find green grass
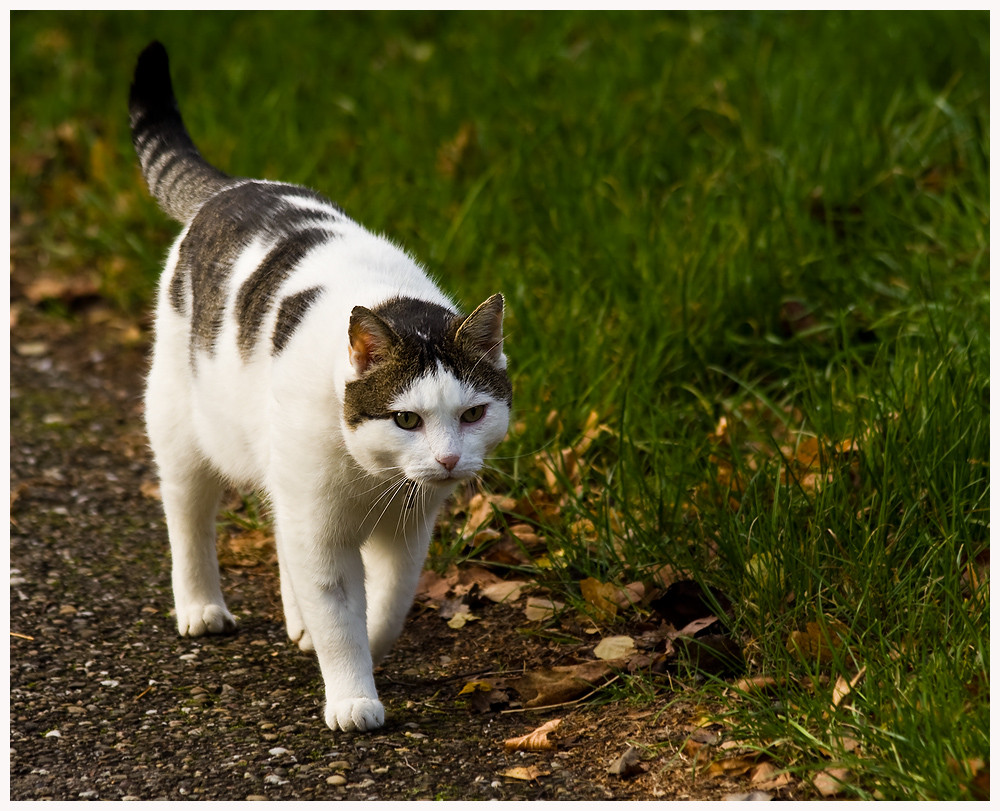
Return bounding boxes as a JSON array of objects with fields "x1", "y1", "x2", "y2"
[{"x1": 11, "y1": 10, "x2": 989, "y2": 800}]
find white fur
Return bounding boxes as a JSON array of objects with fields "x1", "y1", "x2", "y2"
[{"x1": 145, "y1": 187, "x2": 509, "y2": 731}]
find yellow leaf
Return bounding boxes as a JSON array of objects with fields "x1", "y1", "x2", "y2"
[
  {"x1": 458, "y1": 680, "x2": 494, "y2": 696},
  {"x1": 593, "y1": 635, "x2": 636, "y2": 661},
  {"x1": 447, "y1": 610, "x2": 478, "y2": 629},
  {"x1": 580, "y1": 577, "x2": 619, "y2": 618}
]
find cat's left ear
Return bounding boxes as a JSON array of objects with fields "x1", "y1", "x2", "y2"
[{"x1": 456, "y1": 293, "x2": 506, "y2": 370}]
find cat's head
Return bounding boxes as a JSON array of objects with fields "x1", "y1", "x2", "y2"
[{"x1": 342, "y1": 294, "x2": 511, "y2": 486}]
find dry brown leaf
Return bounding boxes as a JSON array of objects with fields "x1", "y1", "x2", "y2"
[
  {"x1": 524, "y1": 596, "x2": 563, "y2": 622},
  {"x1": 415, "y1": 568, "x2": 456, "y2": 603},
  {"x1": 829, "y1": 665, "x2": 866, "y2": 712},
  {"x1": 786, "y1": 619, "x2": 851, "y2": 664},
  {"x1": 731, "y1": 675, "x2": 781, "y2": 694},
  {"x1": 503, "y1": 718, "x2": 562, "y2": 752},
  {"x1": 510, "y1": 660, "x2": 614, "y2": 707},
  {"x1": 465, "y1": 493, "x2": 517, "y2": 531},
  {"x1": 812, "y1": 767, "x2": 852, "y2": 797},
  {"x1": 499, "y1": 765, "x2": 550, "y2": 781},
  {"x1": 707, "y1": 754, "x2": 761, "y2": 778},
  {"x1": 218, "y1": 529, "x2": 275, "y2": 568},
  {"x1": 751, "y1": 761, "x2": 794, "y2": 790},
  {"x1": 24, "y1": 274, "x2": 100, "y2": 305},
  {"x1": 480, "y1": 580, "x2": 531, "y2": 604}
]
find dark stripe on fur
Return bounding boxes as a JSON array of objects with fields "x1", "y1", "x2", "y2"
[
  {"x1": 272, "y1": 287, "x2": 325, "y2": 355},
  {"x1": 175, "y1": 181, "x2": 340, "y2": 359},
  {"x1": 236, "y1": 229, "x2": 332, "y2": 360},
  {"x1": 343, "y1": 297, "x2": 512, "y2": 429}
]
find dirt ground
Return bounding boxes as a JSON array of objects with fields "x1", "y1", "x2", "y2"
[{"x1": 9, "y1": 293, "x2": 790, "y2": 802}]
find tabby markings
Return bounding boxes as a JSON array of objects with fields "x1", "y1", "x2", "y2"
[{"x1": 170, "y1": 181, "x2": 342, "y2": 362}]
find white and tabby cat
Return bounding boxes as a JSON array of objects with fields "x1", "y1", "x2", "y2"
[{"x1": 129, "y1": 41, "x2": 511, "y2": 732}]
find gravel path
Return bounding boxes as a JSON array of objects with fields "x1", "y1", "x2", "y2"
[{"x1": 9, "y1": 310, "x2": 758, "y2": 801}]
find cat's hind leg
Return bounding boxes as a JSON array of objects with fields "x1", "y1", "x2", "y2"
[
  {"x1": 157, "y1": 460, "x2": 236, "y2": 636},
  {"x1": 276, "y1": 538, "x2": 313, "y2": 651}
]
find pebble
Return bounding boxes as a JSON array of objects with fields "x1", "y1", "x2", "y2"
[
  {"x1": 326, "y1": 775, "x2": 347, "y2": 786},
  {"x1": 328, "y1": 760, "x2": 350, "y2": 771},
  {"x1": 246, "y1": 795, "x2": 268, "y2": 801}
]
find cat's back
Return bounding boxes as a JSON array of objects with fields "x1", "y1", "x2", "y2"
[{"x1": 163, "y1": 177, "x2": 452, "y2": 369}]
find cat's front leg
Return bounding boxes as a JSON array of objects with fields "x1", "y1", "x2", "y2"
[
  {"x1": 274, "y1": 511, "x2": 384, "y2": 732},
  {"x1": 364, "y1": 512, "x2": 436, "y2": 666}
]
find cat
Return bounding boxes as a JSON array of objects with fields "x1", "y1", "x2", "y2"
[{"x1": 129, "y1": 41, "x2": 512, "y2": 732}]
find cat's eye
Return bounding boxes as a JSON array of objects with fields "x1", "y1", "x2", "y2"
[
  {"x1": 460, "y1": 405, "x2": 486, "y2": 424},
  {"x1": 393, "y1": 411, "x2": 422, "y2": 430}
]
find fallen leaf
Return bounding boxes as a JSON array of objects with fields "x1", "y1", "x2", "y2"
[
  {"x1": 593, "y1": 635, "x2": 636, "y2": 661},
  {"x1": 829, "y1": 665, "x2": 866, "y2": 713},
  {"x1": 23, "y1": 273, "x2": 100, "y2": 305},
  {"x1": 786, "y1": 619, "x2": 851, "y2": 664},
  {"x1": 707, "y1": 754, "x2": 761, "y2": 778},
  {"x1": 524, "y1": 596, "x2": 563, "y2": 622},
  {"x1": 503, "y1": 718, "x2": 562, "y2": 752},
  {"x1": 499, "y1": 765, "x2": 549, "y2": 781},
  {"x1": 480, "y1": 580, "x2": 530, "y2": 604},
  {"x1": 750, "y1": 761, "x2": 793, "y2": 790},
  {"x1": 509, "y1": 661, "x2": 614, "y2": 707},
  {"x1": 218, "y1": 529, "x2": 275, "y2": 568},
  {"x1": 447, "y1": 610, "x2": 479, "y2": 629},
  {"x1": 811, "y1": 767, "x2": 852, "y2": 797},
  {"x1": 580, "y1": 577, "x2": 620, "y2": 618},
  {"x1": 731, "y1": 675, "x2": 781, "y2": 694},
  {"x1": 458, "y1": 680, "x2": 494, "y2": 696}
]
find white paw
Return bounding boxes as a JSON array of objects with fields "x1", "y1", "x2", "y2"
[
  {"x1": 176, "y1": 603, "x2": 236, "y2": 636},
  {"x1": 325, "y1": 697, "x2": 385, "y2": 732},
  {"x1": 286, "y1": 621, "x2": 314, "y2": 652}
]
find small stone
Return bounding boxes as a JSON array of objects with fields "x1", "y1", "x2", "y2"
[
  {"x1": 326, "y1": 775, "x2": 347, "y2": 786},
  {"x1": 608, "y1": 746, "x2": 645, "y2": 778},
  {"x1": 44, "y1": 730, "x2": 61, "y2": 738},
  {"x1": 268, "y1": 747, "x2": 291, "y2": 757},
  {"x1": 246, "y1": 795, "x2": 268, "y2": 801},
  {"x1": 723, "y1": 791, "x2": 773, "y2": 801},
  {"x1": 328, "y1": 760, "x2": 350, "y2": 771}
]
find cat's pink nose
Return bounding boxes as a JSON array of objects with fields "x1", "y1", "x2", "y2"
[{"x1": 437, "y1": 454, "x2": 460, "y2": 472}]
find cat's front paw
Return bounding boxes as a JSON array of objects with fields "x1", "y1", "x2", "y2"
[
  {"x1": 286, "y1": 622, "x2": 314, "y2": 652},
  {"x1": 325, "y1": 697, "x2": 385, "y2": 732},
  {"x1": 175, "y1": 603, "x2": 236, "y2": 636}
]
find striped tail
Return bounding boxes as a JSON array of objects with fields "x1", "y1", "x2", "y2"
[{"x1": 129, "y1": 41, "x2": 231, "y2": 223}]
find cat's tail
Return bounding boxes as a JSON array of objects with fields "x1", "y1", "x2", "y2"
[{"x1": 129, "y1": 41, "x2": 231, "y2": 223}]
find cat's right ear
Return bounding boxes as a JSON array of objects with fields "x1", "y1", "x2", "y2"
[{"x1": 348, "y1": 307, "x2": 395, "y2": 375}]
